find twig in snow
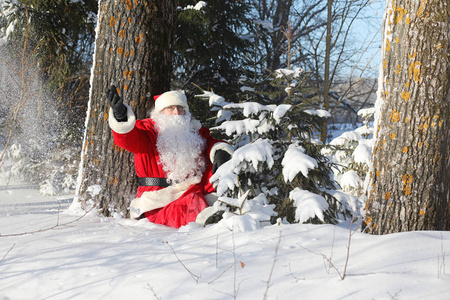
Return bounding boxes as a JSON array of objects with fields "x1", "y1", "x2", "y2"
[
  {"x1": 298, "y1": 217, "x2": 357, "y2": 280},
  {"x1": 146, "y1": 283, "x2": 161, "y2": 300},
  {"x1": 164, "y1": 241, "x2": 200, "y2": 284},
  {"x1": 232, "y1": 228, "x2": 237, "y2": 299},
  {"x1": 0, "y1": 243, "x2": 16, "y2": 264},
  {"x1": 288, "y1": 262, "x2": 305, "y2": 282},
  {"x1": 216, "y1": 234, "x2": 219, "y2": 269},
  {"x1": 263, "y1": 231, "x2": 282, "y2": 300},
  {"x1": 438, "y1": 232, "x2": 446, "y2": 279},
  {"x1": 0, "y1": 202, "x2": 97, "y2": 237}
]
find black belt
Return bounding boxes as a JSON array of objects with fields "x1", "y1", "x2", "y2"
[{"x1": 138, "y1": 177, "x2": 172, "y2": 187}]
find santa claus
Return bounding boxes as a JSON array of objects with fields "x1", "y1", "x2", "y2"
[{"x1": 107, "y1": 85, "x2": 232, "y2": 228}]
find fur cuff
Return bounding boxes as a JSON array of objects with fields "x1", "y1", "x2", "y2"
[
  {"x1": 108, "y1": 104, "x2": 136, "y2": 134},
  {"x1": 210, "y1": 142, "x2": 234, "y2": 162}
]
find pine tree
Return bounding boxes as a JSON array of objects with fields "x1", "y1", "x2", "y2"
[
  {"x1": 324, "y1": 108, "x2": 374, "y2": 198},
  {"x1": 206, "y1": 65, "x2": 356, "y2": 225}
]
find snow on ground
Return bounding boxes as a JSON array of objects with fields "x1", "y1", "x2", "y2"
[{"x1": 1, "y1": 181, "x2": 449, "y2": 300}]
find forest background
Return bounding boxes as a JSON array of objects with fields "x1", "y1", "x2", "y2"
[{"x1": 0, "y1": 0, "x2": 410, "y2": 229}]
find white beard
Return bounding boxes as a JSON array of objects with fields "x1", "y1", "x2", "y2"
[{"x1": 151, "y1": 111, "x2": 206, "y2": 182}]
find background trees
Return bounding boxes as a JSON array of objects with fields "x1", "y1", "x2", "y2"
[
  {"x1": 363, "y1": 0, "x2": 450, "y2": 233},
  {"x1": 0, "y1": 0, "x2": 388, "y2": 224},
  {"x1": 0, "y1": 0, "x2": 96, "y2": 192}
]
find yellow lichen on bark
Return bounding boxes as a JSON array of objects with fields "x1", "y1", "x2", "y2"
[
  {"x1": 417, "y1": 0, "x2": 429, "y2": 18},
  {"x1": 110, "y1": 17, "x2": 116, "y2": 27},
  {"x1": 409, "y1": 61, "x2": 422, "y2": 82},
  {"x1": 135, "y1": 33, "x2": 144, "y2": 43},
  {"x1": 403, "y1": 185, "x2": 412, "y2": 195},
  {"x1": 110, "y1": 177, "x2": 119, "y2": 188},
  {"x1": 390, "y1": 110, "x2": 400, "y2": 122},
  {"x1": 401, "y1": 91, "x2": 410, "y2": 101},
  {"x1": 402, "y1": 174, "x2": 413, "y2": 185},
  {"x1": 123, "y1": 70, "x2": 134, "y2": 80},
  {"x1": 391, "y1": 5, "x2": 408, "y2": 24},
  {"x1": 125, "y1": 0, "x2": 134, "y2": 10}
]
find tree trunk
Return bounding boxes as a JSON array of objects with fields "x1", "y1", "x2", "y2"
[
  {"x1": 364, "y1": 0, "x2": 450, "y2": 234},
  {"x1": 320, "y1": 0, "x2": 333, "y2": 143},
  {"x1": 75, "y1": 0, "x2": 175, "y2": 217}
]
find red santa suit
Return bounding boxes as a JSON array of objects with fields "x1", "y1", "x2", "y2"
[{"x1": 108, "y1": 91, "x2": 231, "y2": 228}]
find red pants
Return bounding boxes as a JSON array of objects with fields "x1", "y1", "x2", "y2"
[{"x1": 144, "y1": 184, "x2": 208, "y2": 228}]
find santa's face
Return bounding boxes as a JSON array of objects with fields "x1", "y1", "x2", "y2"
[{"x1": 151, "y1": 110, "x2": 206, "y2": 182}]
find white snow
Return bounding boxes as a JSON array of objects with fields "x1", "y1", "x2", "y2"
[
  {"x1": 353, "y1": 139, "x2": 373, "y2": 166},
  {"x1": 304, "y1": 109, "x2": 332, "y2": 118},
  {"x1": 337, "y1": 170, "x2": 362, "y2": 191},
  {"x1": 275, "y1": 67, "x2": 304, "y2": 78},
  {"x1": 183, "y1": 1, "x2": 207, "y2": 11},
  {"x1": 273, "y1": 104, "x2": 291, "y2": 124},
  {"x1": 1, "y1": 180, "x2": 450, "y2": 299},
  {"x1": 289, "y1": 188, "x2": 328, "y2": 223},
  {"x1": 282, "y1": 144, "x2": 318, "y2": 182}
]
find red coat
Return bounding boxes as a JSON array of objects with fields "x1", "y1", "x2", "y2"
[{"x1": 109, "y1": 105, "x2": 230, "y2": 227}]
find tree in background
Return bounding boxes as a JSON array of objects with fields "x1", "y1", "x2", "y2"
[
  {"x1": 0, "y1": 0, "x2": 96, "y2": 193},
  {"x1": 364, "y1": 0, "x2": 450, "y2": 233},
  {"x1": 242, "y1": 0, "x2": 379, "y2": 134},
  {"x1": 304, "y1": 0, "x2": 377, "y2": 143},
  {"x1": 173, "y1": 0, "x2": 251, "y2": 125},
  {"x1": 75, "y1": 0, "x2": 175, "y2": 217},
  {"x1": 1, "y1": 0, "x2": 97, "y2": 123}
]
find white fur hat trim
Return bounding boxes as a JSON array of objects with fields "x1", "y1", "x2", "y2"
[{"x1": 154, "y1": 91, "x2": 189, "y2": 113}]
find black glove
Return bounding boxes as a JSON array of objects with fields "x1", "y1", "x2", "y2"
[
  {"x1": 107, "y1": 85, "x2": 127, "y2": 121},
  {"x1": 212, "y1": 149, "x2": 232, "y2": 174}
]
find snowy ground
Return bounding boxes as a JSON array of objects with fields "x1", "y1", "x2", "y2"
[{"x1": 1, "y1": 180, "x2": 449, "y2": 300}]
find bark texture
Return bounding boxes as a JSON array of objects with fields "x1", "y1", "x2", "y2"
[
  {"x1": 364, "y1": 0, "x2": 450, "y2": 234},
  {"x1": 76, "y1": 0, "x2": 174, "y2": 217}
]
